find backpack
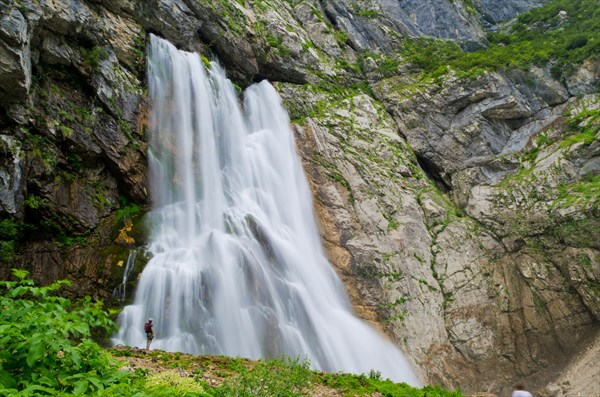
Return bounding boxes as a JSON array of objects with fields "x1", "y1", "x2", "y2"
[{"x1": 144, "y1": 322, "x2": 151, "y2": 333}]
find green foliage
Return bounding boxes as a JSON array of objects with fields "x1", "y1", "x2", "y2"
[
  {"x1": 318, "y1": 372, "x2": 464, "y2": 397},
  {"x1": 561, "y1": 106, "x2": 600, "y2": 148},
  {"x1": 461, "y1": 0, "x2": 477, "y2": 15},
  {"x1": 213, "y1": 355, "x2": 311, "y2": 397},
  {"x1": 264, "y1": 32, "x2": 292, "y2": 57},
  {"x1": 132, "y1": 29, "x2": 148, "y2": 73},
  {"x1": 0, "y1": 270, "x2": 146, "y2": 396},
  {"x1": 58, "y1": 125, "x2": 74, "y2": 138},
  {"x1": 0, "y1": 240, "x2": 15, "y2": 262},
  {"x1": 0, "y1": 218, "x2": 19, "y2": 240},
  {"x1": 359, "y1": 53, "x2": 402, "y2": 78},
  {"x1": 399, "y1": 0, "x2": 599, "y2": 80},
  {"x1": 146, "y1": 370, "x2": 210, "y2": 396},
  {"x1": 116, "y1": 195, "x2": 141, "y2": 221},
  {"x1": 550, "y1": 216, "x2": 600, "y2": 249},
  {"x1": 351, "y1": 3, "x2": 382, "y2": 18},
  {"x1": 555, "y1": 174, "x2": 600, "y2": 209},
  {"x1": 536, "y1": 132, "x2": 549, "y2": 147},
  {"x1": 81, "y1": 46, "x2": 109, "y2": 73},
  {"x1": 25, "y1": 131, "x2": 58, "y2": 172},
  {"x1": 66, "y1": 150, "x2": 84, "y2": 171},
  {"x1": 24, "y1": 194, "x2": 48, "y2": 210},
  {"x1": 383, "y1": 212, "x2": 399, "y2": 231},
  {"x1": 578, "y1": 253, "x2": 592, "y2": 267},
  {"x1": 355, "y1": 9, "x2": 381, "y2": 18},
  {"x1": 0, "y1": 273, "x2": 467, "y2": 397},
  {"x1": 350, "y1": 81, "x2": 374, "y2": 97},
  {"x1": 335, "y1": 30, "x2": 349, "y2": 47},
  {"x1": 566, "y1": 34, "x2": 589, "y2": 51},
  {"x1": 201, "y1": 55, "x2": 211, "y2": 70},
  {"x1": 55, "y1": 234, "x2": 89, "y2": 247},
  {"x1": 336, "y1": 58, "x2": 361, "y2": 74},
  {"x1": 379, "y1": 296, "x2": 409, "y2": 323}
]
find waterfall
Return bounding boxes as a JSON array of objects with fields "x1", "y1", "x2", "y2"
[
  {"x1": 114, "y1": 34, "x2": 420, "y2": 385},
  {"x1": 112, "y1": 249, "x2": 138, "y2": 302}
]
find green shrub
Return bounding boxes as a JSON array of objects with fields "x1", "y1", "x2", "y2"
[
  {"x1": 0, "y1": 219, "x2": 19, "y2": 240},
  {"x1": 116, "y1": 195, "x2": 141, "y2": 221},
  {"x1": 0, "y1": 269, "x2": 146, "y2": 396},
  {"x1": 213, "y1": 355, "x2": 311, "y2": 397},
  {"x1": 24, "y1": 194, "x2": 48, "y2": 210},
  {"x1": 566, "y1": 35, "x2": 589, "y2": 50},
  {"x1": 0, "y1": 219, "x2": 19, "y2": 261},
  {"x1": 0, "y1": 240, "x2": 15, "y2": 262},
  {"x1": 145, "y1": 370, "x2": 211, "y2": 396},
  {"x1": 318, "y1": 372, "x2": 464, "y2": 397},
  {"x1": 81, "y1": 46, "x2": 109, "y2": 72}
]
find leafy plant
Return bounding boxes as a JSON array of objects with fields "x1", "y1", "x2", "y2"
[
  {"x1": 0, "y1": 218, "x2": 19, "y2": 240},
  {"x1": 0, "y1": 269, "x2": 146, "y2": 396},
  {"x1": 0, "y1": 240, "x2": 15, "y2": 262},
  {"x1": 24, "y1": 194, "x2": 48, "y2": 210},
  {"x1": 81, "y1": 46, "x2": 109, "y2": 73},
  {"x1": 145, "y1": 370, "x2": 210, "y2": 396},
  {"x1": 212, "y1": 355, "x2": 311, "y2": 397},
  {"x1": 116, "y1": 195, "x2": 141, "y2": 221},
  {"x1": 318, "y1": 371, "x2": 464, "y2": 397}
]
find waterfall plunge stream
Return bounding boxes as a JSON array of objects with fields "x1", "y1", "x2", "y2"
[{"x1": 115, "y1": 35, "x2": 419, "y2": 384}]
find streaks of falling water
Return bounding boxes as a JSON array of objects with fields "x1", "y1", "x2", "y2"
[
  {"x1": 114, "y1": 34, "x2": 420, "y2": 385},
  {"x1": 112, "y1": 249, "x2": 138, "y2": 302}
]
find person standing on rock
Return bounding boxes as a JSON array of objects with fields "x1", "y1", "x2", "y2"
[
  {"x1": 145, "y1": 318, "x2": 155, "y2": 350},
  {"x1": 512, "y1": 383, "x2": 533, "y2": 397}
]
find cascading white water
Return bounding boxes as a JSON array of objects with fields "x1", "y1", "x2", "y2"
[
  {"x1": 114, "y1": 34, "x2": 420, "y2": 385},
  {"x1": 112, "y1": 250, "x2": 138, "y2": 302}
]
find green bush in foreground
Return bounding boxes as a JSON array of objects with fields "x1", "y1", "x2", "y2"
[{"x1": 0, "y1": 269, "x2": 147, "y2": 396}]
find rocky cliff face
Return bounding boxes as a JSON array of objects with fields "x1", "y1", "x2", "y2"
[{"x1": 0, "y1": 0, "x2": 597, "y2": 395}]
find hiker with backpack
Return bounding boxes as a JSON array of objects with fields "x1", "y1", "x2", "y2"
[{"x1": 145, "y1": 318, "x2": 154, "y2": 350}]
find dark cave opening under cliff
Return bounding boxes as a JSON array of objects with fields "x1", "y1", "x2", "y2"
[{"x1": 415, "y1": 154, "x2": 451, "y2": 193}]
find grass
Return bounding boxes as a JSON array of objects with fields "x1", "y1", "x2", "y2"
[
  {"x1": 555, "y1": 175, "x2": 600, "y2": 209},
  {"x1": 561, "y1": 106, "x2": 600, "y2": 148},
  {"x1": 109, "y1": 348, "x2": 464, "y2": 397},
  {"x1": 317, "y1": 371, "x2": 463, "y2": 397}
]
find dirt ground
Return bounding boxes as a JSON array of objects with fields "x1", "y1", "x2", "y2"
[{"x1": 540, "y1": 330, "x2": 600, "y2": 397}]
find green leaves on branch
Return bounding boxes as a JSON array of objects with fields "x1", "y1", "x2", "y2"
[{"x1": 0, "y1": 269, "x2": 138, "y2": 396}]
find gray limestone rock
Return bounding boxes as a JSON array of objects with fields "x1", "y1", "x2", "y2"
[
  {"x1": 0, "y1": 135, "x2": 23, "y2": 216},
  {"x1": 322, "y1": 0, "x2": 486, "y2": 52},
  {"x1": 476, "y1": 0, "x2": 546, "y2": 25},
  {"x1": 0, "y1": 8, "x2": 31, "y2": 104},
  {"x1": 566, "y1": 59, "x2": 600, "y2": 96}
]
